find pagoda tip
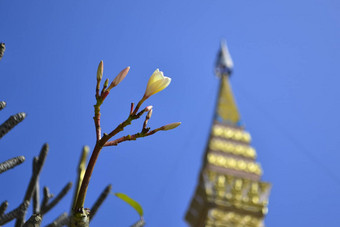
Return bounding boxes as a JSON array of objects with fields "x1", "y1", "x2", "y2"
[{"x1": 215, "y1": 39, "x2": 234, "y2": 77}]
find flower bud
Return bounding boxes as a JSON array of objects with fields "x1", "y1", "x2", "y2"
[
  {"x1": 146, "y1": 109, "x2": 153, "y2": 119},
  {"x1": 107, "y1": 66, "x2": 130, "y2": 91},
  {"x1": 161, "y1": 122, "x2": 181, "y2": 131},
  {"x1": 143, "y1": 69, "x2": 171, "y2": 99},
  {"x1": 145, "y1": 105, "x2": 153, "y2": 112},
  {"x1": 104, "y1": 78, "x2": 109, "y2": 88},
  {"x1": 97, "y1": 61, "x2": 103, "y2": 81}
]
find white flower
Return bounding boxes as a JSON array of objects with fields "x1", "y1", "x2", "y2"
[{"x1": 143, "y1": 69, "x2": 171, "y2": 99}]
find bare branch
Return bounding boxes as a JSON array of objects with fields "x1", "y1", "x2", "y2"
[
  {"x1": 70, "y1": 208, "x2": 90, "y2": 227},
  {"x1": 0, "y1": 43, "x2": 5, "y2": 60},
  {"x1": 131, "y1": 218, "x2": 145, "y2": 227},
  {"x1": 41, "y1": 186, "x2": 53, "y2": 211},
  {"x1": 23, "y1": 214, "x2": 42, "y2": 227},
  {"x1": 15, "y1": 144, "x2": 48, "y2": 227},
  {"x1": 0, "y1": 156, "x2": 25, "y2": 174},
  {"x1": 0, "y1": 201, "x2": 8, "y2": 216},
  {"x1": 24, "y1": 144, "x2": 48, "y2": 202},
  {"x1": 89, "y1": 184, "x2": 112, "y2": 221},
  {"x1": 32, "y1": 158, "x2": 40, "y2": 214},
  {"x1": 0, "y1": 101, "x2": 6, "y2": 111},
  {"x1": 46, "y1": 212, "x2": 69, "y2": 227},
  {"x1": 41, "y1": 182, "x2": 72, "y2": 215},
  {"x1": 72, "y1": 146, "x2": 89, "y2": 211},
  {"x1": 0, "y1": 112, "x2": 26, "y2": 139},
  {"x1": 0, "y1": 201, "x2": 29, "y2": 225}
]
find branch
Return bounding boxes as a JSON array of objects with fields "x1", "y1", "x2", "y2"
[
  {"x1": 131, "y1": 218, "x2": 145, "y2": 227},
  {"x1": 32, "y1": 158, "x2": 40, "y2": 214},
  {"x1": 0, "y1": 101, "x2": 6, "y2": 111},
  {"x1": 70, "y1": 208, "x2": 90, "y2": 227},
  {"x1": 0, "y1": 156, "x2": 25, "y2": 174},
  {"x1": 0, "y1": 112, "x2": 26, "y2": 139},
  {"x1": 89, "y1": 184, "x2": 112, "y2": 221},
  {"x1": 0, "y1": 201, "x2": 29, "y2": 225},
  {"x1": 93, "y1": 109, "x2": 102, "y2": 141},
  {"x1": 72, "y1": 146, "x2": 89, "y2": 211},
  {"x1": 106, "y1": 105, "x2": 152, "y2": 140},
  {"x1": 104, "y1": 121, "x2": 181, "y2": 147},
  {"x1": 75, "y1": 106, "x2": 151, "y2": 209},
  {"x1": 104, "y1": 128, "x2": 159, "y2": 147},
  {"x1": 0, "y1": 201, "x2": 8, "y2": 216},
  {"x1": 41, "y1": 186, "x2": 53, "y2": 212},
  {"x1": 46, "y1": 212, "x2": 69, "y2": 227},
  {"x1": 23, "y1": 214, "x2": 42, "y2": 227},
  {"x1": 15, "y1": 144, "x2": 48, "y2": 227},
  {"x1": 41, "y1": 182, "x2": 73, "y2": 215},
  {"x1": 0, "y1": 43, "x2": 5, "y2": 61}
]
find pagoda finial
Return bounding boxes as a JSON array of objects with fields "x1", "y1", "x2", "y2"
[
  {"x1": 215, "y1": 40, "x2": 234, "y2": 77},
  {"x1": 214, "y1": 40, "x2": 240, "y2": 125}
]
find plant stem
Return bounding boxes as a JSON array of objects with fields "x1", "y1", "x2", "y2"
[
  {"x1": 74, "y1": 142, "x2": 103, "y2": 209},
  {"x1": 93, "y1": 101, "x2": 102, "y2": 141},
  {"x1": 104, "y1": 128, "x2": 159, "y2": 147},
  {"x1": 75, "y1": 113, "x2": 139, "y2": 209},
  {"x1": 75, "y1": 96, "x2": 148, "y2": 210}
]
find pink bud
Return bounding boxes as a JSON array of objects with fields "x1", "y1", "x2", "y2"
[
  {"x1": 145, "y1": 106, "x2": 153, "y2": 112},
  {"x1": 108, "y1": 66, "x2": 130, "y2": 91}
]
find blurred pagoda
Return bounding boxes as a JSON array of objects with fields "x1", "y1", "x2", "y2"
[{"x1": 185, "y1": 41, "x2": 271, "y2": 227}]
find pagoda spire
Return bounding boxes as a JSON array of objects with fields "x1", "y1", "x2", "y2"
[
  {"x1": 185, "y1": 41, "x2": 271, "y2": 227},
  {"x1": 214, "y1": 40, "x2": 241, "y2": 126},
  {"x1": 215, "y1": 40, "x2": 234, "y2": 76}
]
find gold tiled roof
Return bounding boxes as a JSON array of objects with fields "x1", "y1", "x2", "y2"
[{"x1": 207, "y1": 153, "x2": 262, "y2": 175}]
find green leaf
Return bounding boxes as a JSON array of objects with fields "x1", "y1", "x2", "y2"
[{"x1": 114, "y1": 193, "x2": 144, "y2": 217}]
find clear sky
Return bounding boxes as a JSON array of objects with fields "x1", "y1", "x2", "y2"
[{"x1": 1, "y1": 0, "x2": 340, "y2": 226}]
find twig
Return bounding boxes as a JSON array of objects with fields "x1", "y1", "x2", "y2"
[
  {"x1": 104, "y1": 127, "x2": 161, "y2": 147},
  {"x1": 15, "y1": 144, "x2": 48, "y2": 227},
  {"x1": 24, "y1": 144, "x2": 48, "y2": 201},
  {"x1": 0, "y1": 156, "x2": 25, "y2": 174},
  {"x1": 75, "y1": 99, "x2": 150, "y2": 209},
  {"x1": 130, "y1": 103, "x2": 134, "y2": 115},
  {"x1": 93, "y1": 110, "x2": 102, "y2": 141},
  {"x1": 41, "y1": 182, "x2": 72, "y2": 215},
  {"x1": 0, "y1": 43, "x2": 5, "y2": 60},
  {"x1": 33, "y1": 158, "x2": 40, "y2": 214},
  {"x1": 0, "y1": 101, "x2": 6, "y2": 111},
  {"x1": 72, "y1": 146, "x2": 89, "y2": 211},
  {"x1": 0, "y1": 201, "x2": 29, "y2": 225},
  {"x1": 46, "y1": 212, "x2": 69, "y2": 227},
  {"x1": 89, "y1": 184, "x2": 112, "y2": 221},
  {"x1": 23, "y1": 214, "x2": 42, "y2": 227},
  {"x1": 0, "y1": 112, "x2": 26, "y2": 139},
  {"x1": 131, "y1": 218, "x2": 145, "y2": 227},
  {"x1": 41, "y1": 186, "x2": 53, "y2": 212},
  {"x1": 0, "y1": 201, "x2": 8, "y2": 216}
]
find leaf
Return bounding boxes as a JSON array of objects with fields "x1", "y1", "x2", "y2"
[{"x1": 114, "y1": 193, "x2": 144, "y2": 217}]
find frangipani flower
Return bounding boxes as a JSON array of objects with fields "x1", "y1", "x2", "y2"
[{"x1": 143, "y1": 69, "x2": 171, "y2": 99}]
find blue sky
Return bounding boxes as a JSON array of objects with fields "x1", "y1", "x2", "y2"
[{"x1": 1, "y1": 0, "x2": 340, "y2": 226}]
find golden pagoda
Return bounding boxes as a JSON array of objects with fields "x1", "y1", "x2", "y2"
[{"x1": 185, "y1": 41, "x2": 271, "y2": 227}]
